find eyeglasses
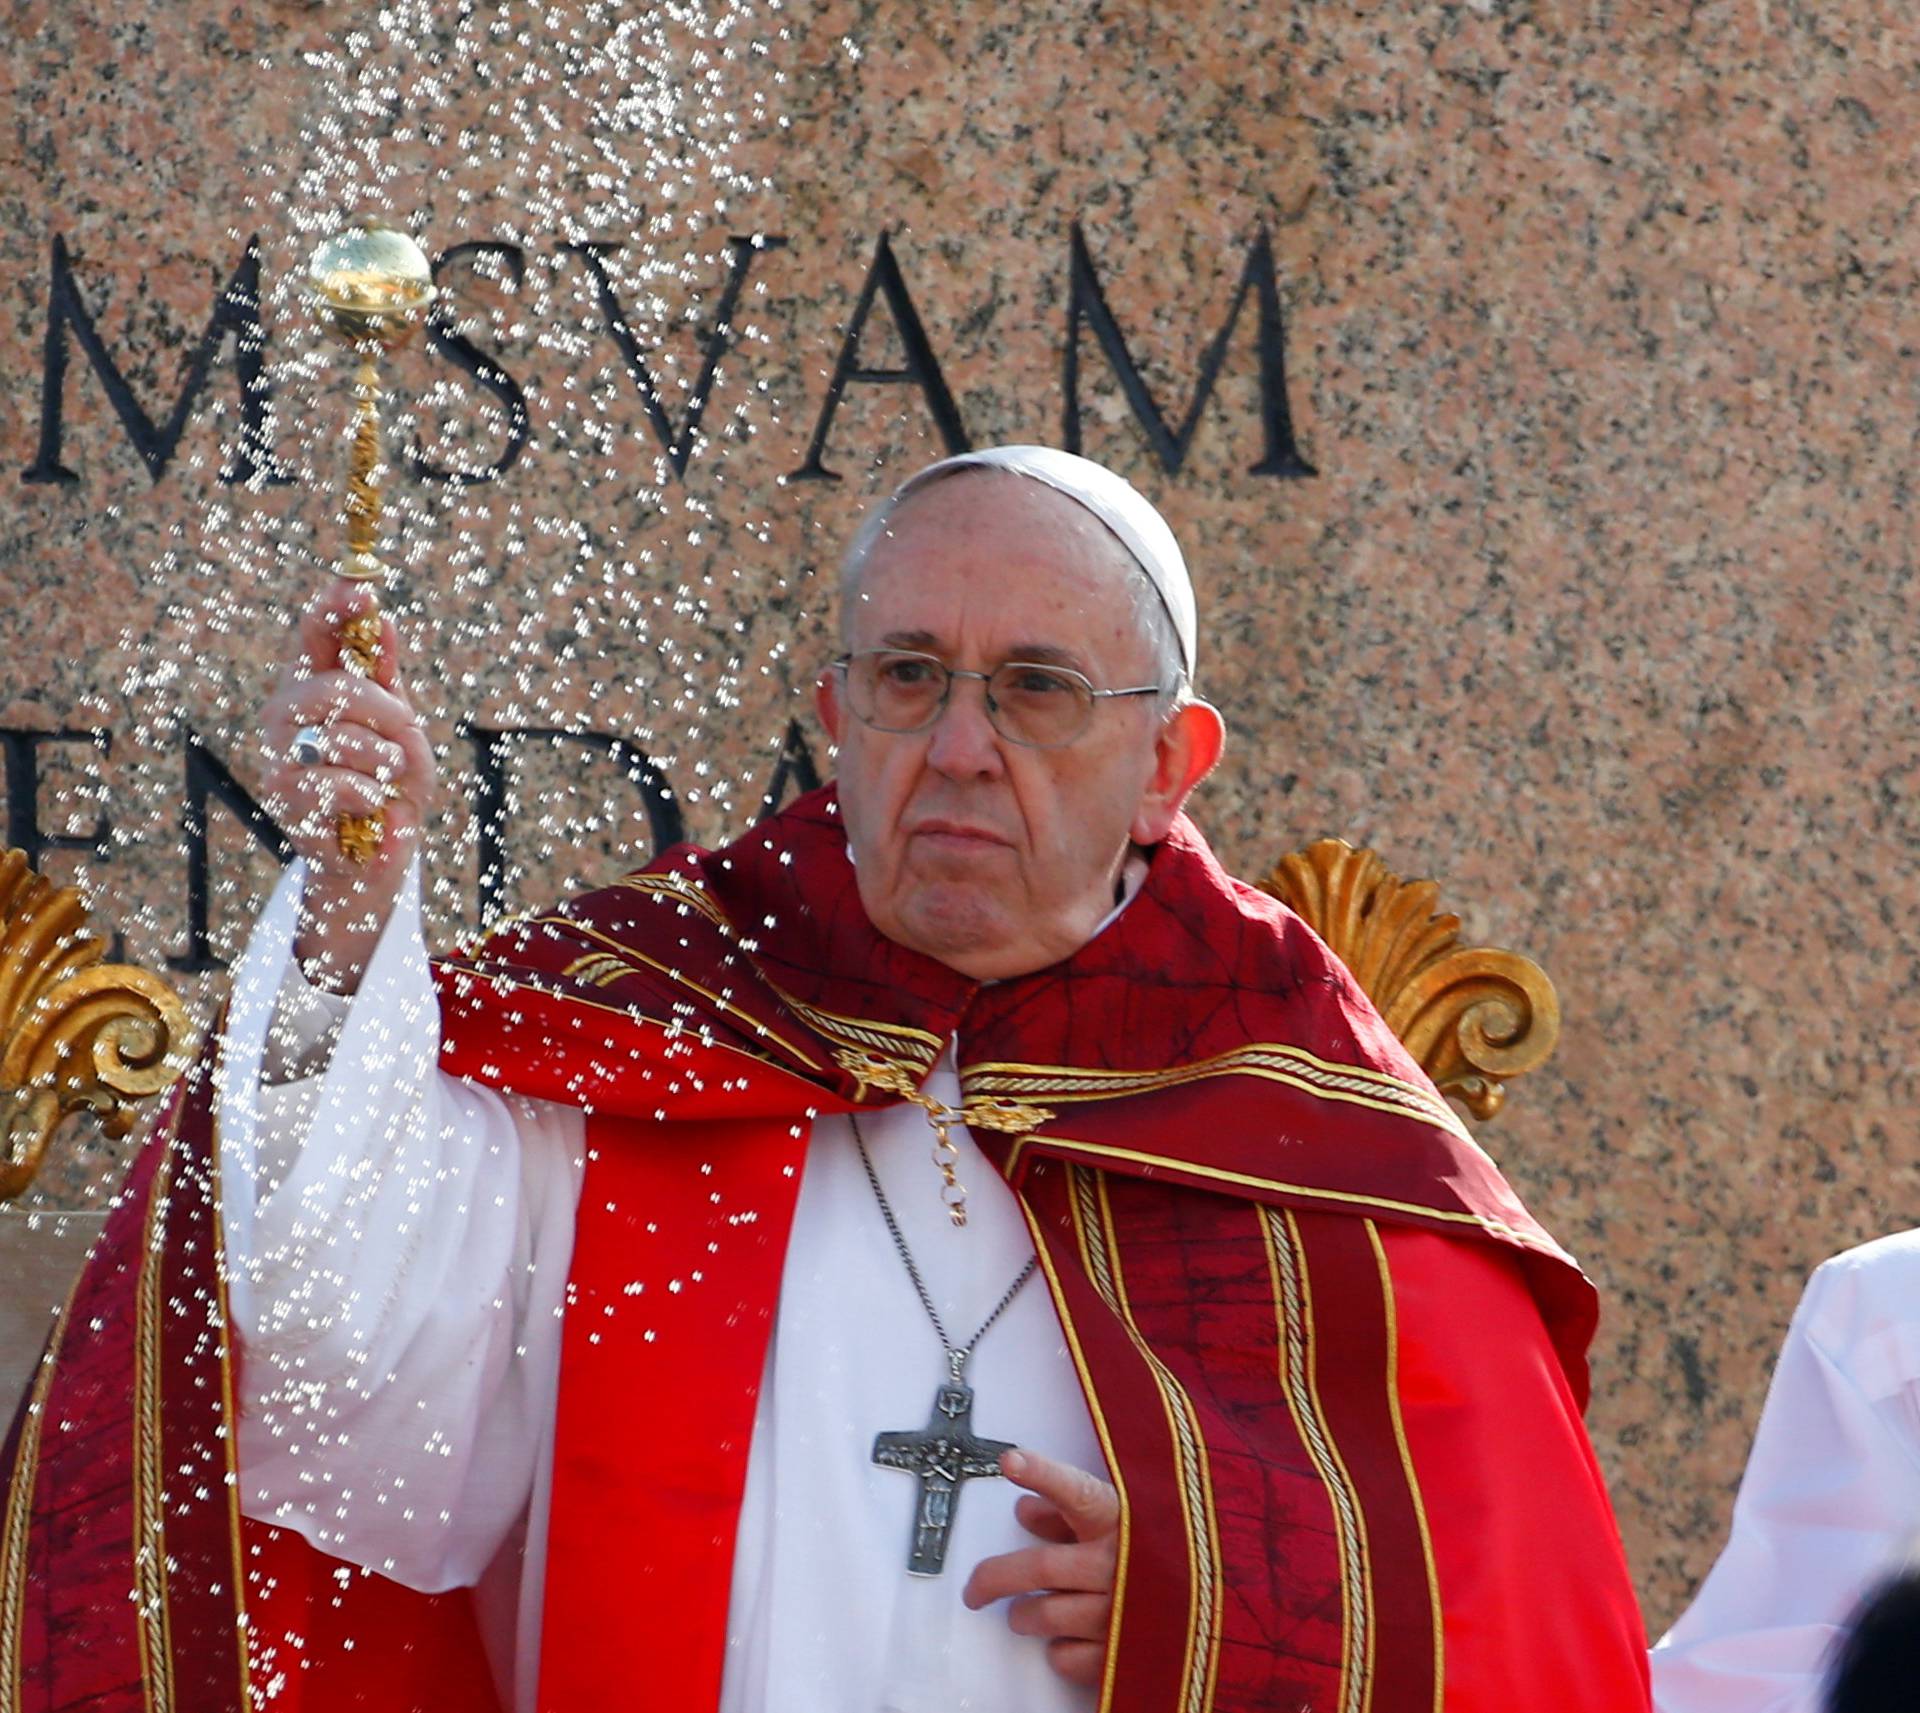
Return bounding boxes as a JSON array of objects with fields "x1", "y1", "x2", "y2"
[{"x1": 834, "y1": 649, "x2": 1165, "y2": 750}]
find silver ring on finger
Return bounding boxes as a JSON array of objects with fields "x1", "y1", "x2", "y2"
[{"x1": 291, "y1": 725, "x2": 328, "y2": 767}]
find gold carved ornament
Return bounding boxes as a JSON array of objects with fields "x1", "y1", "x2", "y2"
[
  {"x1": 0, "y1": 848, "x2": 194, "y2": 1201},
  {"x1": 1258, "y1": 839, "x2": 1560, "y2": 1121}
]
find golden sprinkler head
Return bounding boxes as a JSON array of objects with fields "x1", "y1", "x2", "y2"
[{"x1": 307, "y1": 224, "x2": 437, "y2": 353}]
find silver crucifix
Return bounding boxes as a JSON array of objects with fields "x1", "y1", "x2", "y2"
[{"x1": 872, "y1": 1372, "x2": 1016, "y2": 1576}]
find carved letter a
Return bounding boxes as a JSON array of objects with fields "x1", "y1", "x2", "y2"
[{"x1": 790, "y1": 233, "x2": 971, "y2": 483}]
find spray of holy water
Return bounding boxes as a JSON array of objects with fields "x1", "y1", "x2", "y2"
[
  {"x1": 3, "y1": 0, "x2": 818, "y2": 1235},
  {"x1": 20, "y1": 8, "x2": 819, "y2": 1676},
  {"x1": 95, "y1": 0, "x2": 806, "y2": 1043}
]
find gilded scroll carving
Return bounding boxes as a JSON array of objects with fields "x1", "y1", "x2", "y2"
[
  {"x1": 0, "y1": 848, "x2": 192, "y2": 1200},
  {"x1": 1260, "y1": 839, "x2": 1560, "y2": 1121}
]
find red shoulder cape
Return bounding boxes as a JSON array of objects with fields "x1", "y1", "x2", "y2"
[
  {"x1": 3, "y1": 789, "x2": 1648, "y2": 1712},
  {"x1": 441, "y1": 790, "x2": 1587, "y2": 1339}
]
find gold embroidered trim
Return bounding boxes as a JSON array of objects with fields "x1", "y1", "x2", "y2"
[
  {"x1": 1007, "y1": 1134, "x2": 1555, "y2": 1256},
  {"x1": 1018, "y1": 1184, "x2": 1133, "y2": 1713},
  {"x1": 592, "y1": 879, "x2": 957, "y2": 1082},
  {"x1": 1365, "y1": 1220, "x2": 1444, "y2": 1709},
  {"x1": 963, "y1": 1043, "x2": 1474, "y2": 1147},
  {"x1": 612, "y1": 871, "x2": 729, "y2": 929},
  {"x1": 770, "y1": 985, "x2": 945, "y2": 1071},
  {"x1": 0, "y1": 1245, "x2": 86, "y2": 1709},
  {"x1": 607, "y1": 878, "x2": 955, "y2": 1076},
  {"x1": 485, "y1": 891, "x2": 958, "y2": 1093},
  {"x1": 1072, "y1": 1166, "x2": 1221, "y2": 1713},
  {"x1": 1261, "y1": 1206, "x2": 1372, "y2": 1713},
  {"x1": 208, "y1": 1121, "x2": 255, "y2": 1711},
  {"x1": 560, "y1": 951, "x2": 634, "y2": 990},
  {"x1": 467, "y1": 921, "x2": 827, "y2": 1073},
  {"x1": 133, "y1": 1137, "x2": 178, "y2": 1713},
  {"x1": 539, "y1": 918, "x2": 820, "y2": 1061}
]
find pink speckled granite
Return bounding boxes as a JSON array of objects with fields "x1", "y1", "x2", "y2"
[{"x1": 4, "y1": 0, "x2": 1919, "y2": 1633}]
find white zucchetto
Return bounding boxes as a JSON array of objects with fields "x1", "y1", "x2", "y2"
[{"x1": 850, "y1": 444, "x2": 1198, "y2": 678}]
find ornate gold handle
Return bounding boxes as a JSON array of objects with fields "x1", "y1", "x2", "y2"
[
  {"x1": 334, "y1": 361, "x2": 386, "y2": 862},
  {"x1": 308, "y1": 227, "x2": 436, "y2": 866}
]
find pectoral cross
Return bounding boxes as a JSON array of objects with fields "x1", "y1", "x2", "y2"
[{"x1": 872, "y1": 1376, "x2": 1015, "y2": 1576}]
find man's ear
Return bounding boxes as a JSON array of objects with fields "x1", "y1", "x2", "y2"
[
  {"x1": 815, "y1": 668, "x2": 845, "y2": 744},
  {"x1": 1129, "y1": 702, "x2": 1226, "y2": 846}
]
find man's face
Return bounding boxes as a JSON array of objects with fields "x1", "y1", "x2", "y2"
[{"x1": 817, "y1": 472, "x2": 1216, "y2": 981}]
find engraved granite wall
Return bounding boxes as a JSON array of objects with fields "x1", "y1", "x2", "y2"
[{"x1": 5, "y1": 0, "x2": 1918, "y2": 1632}]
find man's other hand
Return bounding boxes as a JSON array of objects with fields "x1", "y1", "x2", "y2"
[
  {"x1": 260, "y1": 580, "x2": 437, "y2": 994},
  {"x1": 963, "y1": 1448, "x2": 1120, "y2": 1689}
]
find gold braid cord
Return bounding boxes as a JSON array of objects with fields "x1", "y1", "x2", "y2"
[
  {"x1": 1259, "y1": 839, "x2": 1560, "y2": 1121},
  {"x1": 0, "y1": 849, "x2": 193, "y2": 1200},
  {"x1": 833, "y1": 1049, "x2": 1054, "y2": 1227}
]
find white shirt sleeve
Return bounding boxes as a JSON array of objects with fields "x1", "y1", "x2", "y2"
[
  {"x1": 215, "y1": 858, "x2": 585, "y2": 1597},
  {"x1": 1650, "y1": 1232, "x2": 1920, "y2": 1712}
]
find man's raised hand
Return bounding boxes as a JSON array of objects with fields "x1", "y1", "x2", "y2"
[
  {"x1": 962, "y1": 1449, "x2": 1121, "y2": 1689},
  {"x1": 260, "y1": 580, "x2": 437, "y2": 994}
]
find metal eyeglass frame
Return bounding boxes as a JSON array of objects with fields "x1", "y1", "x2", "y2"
[{"x1": 832, "y1": 649, "x2": 1166, "y2": 750}]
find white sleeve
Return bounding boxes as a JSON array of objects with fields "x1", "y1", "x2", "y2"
[
  {"x1": 216, "y1": 857, "x2": 585, "y2": 1594},
  {"x1": 1650, "y1": 1240, "x2": 1920, "y2": 1713}
]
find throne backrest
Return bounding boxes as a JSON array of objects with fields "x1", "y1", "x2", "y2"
[
  {"x1": 1257, "y1": 838, "x2": 1561, "y2": 1121},
  {"x1": 0, "y1": 847, "x2": 192, "y2": 1200}
]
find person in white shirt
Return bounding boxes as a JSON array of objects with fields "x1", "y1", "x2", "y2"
[{"x1": 1651, "y1": 1228, "x2": 1920, "y2": 1712}]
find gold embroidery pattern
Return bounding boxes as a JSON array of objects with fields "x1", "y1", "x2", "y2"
[
  {"x1": 612, "y1": 871, "x2": 729, "y2": 929},
  {"x1": 513, "y1": 917, "x2": 826, "y2": 1072},
  {"x1": 133, "y1": 1140, "x2": 178, "y2": 1713},
  {"x1": 208, "y1": 1130, "x2": 255, "y2": 1711},
  {"x1": 607, "y1": 878, "x2": 953, "y2": 1076},
  {"x1": 1017, "y1": 1190, "x2": 1133, "y2": 1713},
  {"x1": 561, "y1": 951, "x2": 634, "y2": 990},
  {"x1": 1365, "y1": 1220, "x2": 1444, "y2": 1710},
  {"x1": 1260, "y1": 1206, "x2": 1372, "y2": 1713},
  {"x1": 773, "y1": 989, "x2": 945, "y2": 1074},
  {"x1": 1071, "y1": 1166, "x2": 1222, "y2": 1713},
  {"x1": 586, "y1": 879, "x2": 956, "y2": 1083},
  {"x1": 443, "y1": 963, "x2": 811, "y2": 1085},
  {"x1": 465, "y1": 945, "x2": 1543, "y2": 1253},
  {"x1": 964, "y1": 1045, "x2": 1473, "y2": 1147},
  {"x1": 1005, "y1": 1132, "x2": 1555, "y2": 1256},
  {"x1": 0, "y1": 1259, "x2": 85, "y2": 1710}
]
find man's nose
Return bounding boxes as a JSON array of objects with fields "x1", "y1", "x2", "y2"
[{"x1": 924, "y1": 674, "x2": 1006, "y2": 778}]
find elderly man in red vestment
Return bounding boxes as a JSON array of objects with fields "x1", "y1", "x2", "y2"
[{"x1": 3, "y1": 448, "x2": 1648, "y2": 1712}]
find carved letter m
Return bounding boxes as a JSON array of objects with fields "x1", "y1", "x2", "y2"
[
  {"x1": 1063, "y1": 224, "x2": 1316, "y2": 480},
  {"x1": 22, "y1": 234, "x2": 284, "y2": 488}
]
